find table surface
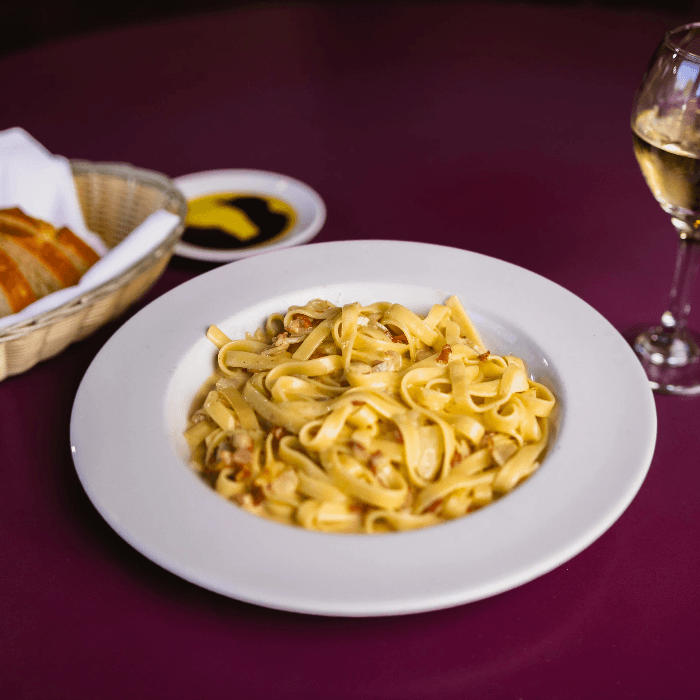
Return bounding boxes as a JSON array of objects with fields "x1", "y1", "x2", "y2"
[{"x1": 2, "y1": 2, "x2": 699, "y2": 698}]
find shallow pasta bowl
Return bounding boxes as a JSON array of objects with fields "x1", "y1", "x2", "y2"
[{"x1": 70, "y1": 240, "x2": 657, "y2": 616}]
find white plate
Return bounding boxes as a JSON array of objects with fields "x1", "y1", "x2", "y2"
[
  {"x1": 70, "y1": 241, "x2": 657, "y2": 616},
  {"x1": 173, "y1": 169, "x2": 325, "y2": 262}
]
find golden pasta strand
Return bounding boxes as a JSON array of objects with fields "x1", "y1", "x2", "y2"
[{"x1": 185, "y1": 296, "x2": 557, "y2": 534}]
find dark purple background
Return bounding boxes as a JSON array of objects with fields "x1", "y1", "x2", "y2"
[{"x1": 1, "y1": 3, "x2": 699, "y2": 698}]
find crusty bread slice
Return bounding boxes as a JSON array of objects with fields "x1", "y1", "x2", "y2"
[{"x1": 0, "y1": 207, "x2": 100, "y2": 317}]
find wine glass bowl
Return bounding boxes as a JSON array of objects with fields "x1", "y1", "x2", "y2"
[{"x1": 631, "y1": 22, "x2": 700, "y2": 394}]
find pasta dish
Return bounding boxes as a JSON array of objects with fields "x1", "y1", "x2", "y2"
[{"x1": 185, "y1": 296, "x2": 556, "y2": 533}]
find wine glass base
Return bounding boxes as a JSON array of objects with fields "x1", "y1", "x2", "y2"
[{"x1": 632, "y1": 325, "x2": 700, "y2": 395}]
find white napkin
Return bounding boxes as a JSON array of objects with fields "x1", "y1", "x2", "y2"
[{"x1": 0, "y1": 128, "x2": 181, "y2": 333}]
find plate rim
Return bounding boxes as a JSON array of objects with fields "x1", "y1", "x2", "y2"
[{"x1": 70, "y1": 239, "x2": 657, "y2": 616}]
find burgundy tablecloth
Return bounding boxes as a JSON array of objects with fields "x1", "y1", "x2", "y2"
[{"x1": 1, "y1": 2, "x2": 699, "y2": 698}]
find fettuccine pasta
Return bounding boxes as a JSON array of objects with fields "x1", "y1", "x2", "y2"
[{"x1": 185, "y1": 296, "x2": 556, "y2": 533}]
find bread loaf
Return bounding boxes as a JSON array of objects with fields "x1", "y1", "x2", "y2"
[{"x1": 0, "y1": 207, "x2": 100, "y2": 318}]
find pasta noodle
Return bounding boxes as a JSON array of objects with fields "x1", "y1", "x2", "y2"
[{"x1": 185, "y1": 296, "x2": 557, "y2": 534}]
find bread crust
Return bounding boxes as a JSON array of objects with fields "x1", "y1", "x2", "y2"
[{"x1": 0, "y1": 207, "x2": 99, "y2": 317}]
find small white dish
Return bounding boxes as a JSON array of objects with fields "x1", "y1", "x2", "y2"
[
  {"x1": 70, "y1": 241, "x2": 657, "y2": 616},
  {"x1": 173, "y1": 169, "x2": 326, "y2": 262}
]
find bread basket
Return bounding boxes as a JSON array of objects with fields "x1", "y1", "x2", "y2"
[{"x1": 0, "y1": 159, "x2": 187, "y2": 381}]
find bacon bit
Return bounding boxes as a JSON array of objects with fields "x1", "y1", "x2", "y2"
[
  {"x1": 249, "y1": 485, "x2": 265, "y2": 505},
  {"x1": 391, "y1": 333, "x2": 408, "y2": 344},
  {"x1": 349, "y1": 440, "x2": 366, "y2": 456},
  {"x1": 286, "y1": 315, "x2": 314, "y2": 334},
  {"x1": 368, "y1": 451, "x2": 383, "y2": 472},
  {"x1": 349, "y1": 502, "x2": 370, "y2": 514},
  {"x1": 426, "y1": 498, "x2": 443, "y2": 513},
  {"x1": 271, "y1": 426, "x2": 285, "y2": 440},
  {"x1": 293, "y1": 314, "x2": 313, "y2": 328},
  {"x1": 436, "y1": 344, "x2": 452, "y2": 364},
  {"x1": 450, "y1": 452, "x2": 463, "y2": 467},
  {"x1": 478, "y1": 351, "x2": 490, "y2": 361},
  {"x1": 392, "y1": 428, "x2": 404, "y2": 444},
  {"x1": 351, "y1": 400, "x2": 365, "y2": 406}
]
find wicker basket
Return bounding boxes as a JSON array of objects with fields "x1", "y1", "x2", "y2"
[{"x1": 0, "y1": 160, "x2": 187, "y2": 381}]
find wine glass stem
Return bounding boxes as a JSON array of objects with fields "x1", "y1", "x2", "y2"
[{"x1": 661, "y1": 224, "x2": 700, "y2": 333}]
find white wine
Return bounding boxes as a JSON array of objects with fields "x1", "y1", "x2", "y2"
[{"x1": 633, "y1": 107, "x2": 700, "y2": 224}]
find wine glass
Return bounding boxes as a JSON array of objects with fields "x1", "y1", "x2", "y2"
[{"x1": 631, "y1": 22, "x2": 700, "y2": 395}]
